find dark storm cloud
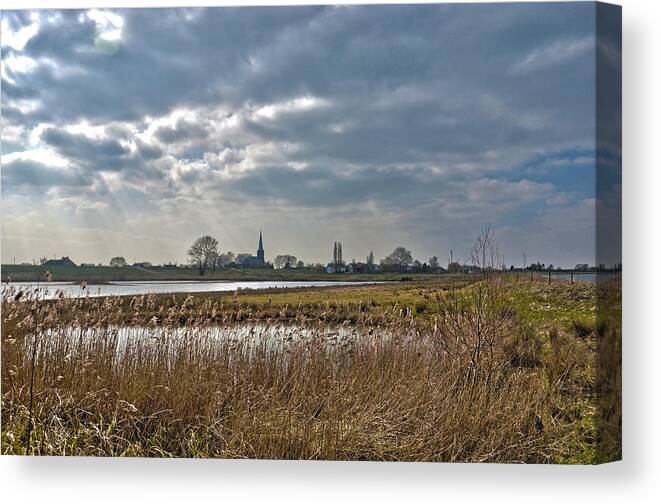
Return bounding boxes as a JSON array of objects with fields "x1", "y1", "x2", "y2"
[
  {"x1": 154, "y1": 118, "x2": 209, "y2": 144},
  {"x1": 1, "y1": 159, "x2": 92, "y2": 188},
  {"x1": 0, "y1": 78, "x2": 39, "y2": 99},
  {"x1": 135, "y1": 139, "x2": 163, "y2": 160},
  {"x1": 40, "y1": 127, "x2": 132, "y2": 172},
  {"x1": 3, "y1": 4, "x2": 595, "y2": 130}
]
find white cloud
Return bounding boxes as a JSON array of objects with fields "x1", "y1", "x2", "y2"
[
  {"x1": 0, "y1": 18, "x2": 39, "y2": 50},
  {"x1": 251, "y1": 96, "x2": 329, "y2": 121},
  {"x1": 514, "y1": 36, "x2": 594, "y2": 73},
  {"x1": 3, "y1": 147, "x2": 71, "y2": 168}
]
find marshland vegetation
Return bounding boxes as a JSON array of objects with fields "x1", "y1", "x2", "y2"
[{"x1": 1, "y1": 273, "x2": 620, "y2": 463}]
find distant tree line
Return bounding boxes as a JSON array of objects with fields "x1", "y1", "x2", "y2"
[{"x1": 175, "y1": 229, "x2": 614, "y2": 277}]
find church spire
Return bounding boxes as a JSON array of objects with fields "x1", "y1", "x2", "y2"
[{"x1": 257, "y1": 229, "x2": 264, "y2": 263}]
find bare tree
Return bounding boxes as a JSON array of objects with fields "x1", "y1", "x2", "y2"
[
  {"x1": 429, "y1": 256, "x2": 439, "y2": 271},
  {"x1": 219, "y1": 251, "x2": 235, "y2": 268},
  {"x1": 447, "y1": 262, "x2": 462, "y2": 274},
  {"x1": 274, "y1": 254, "x2": 297, "y2": 269},
  {"x1": 209, "y1": 250, "x2": 219, "y2": 273},
  {"x1": 383, "y1": 247, "x2": 413, "y2": 272},
  {"x1": 468, "y1": 224, "x2": 500, "y2": 274},
  {"x1": 332, "y1": 242, "x2": 344, "y2": 268},
  {"x1": 187, "y1": 235, "x2": 219, "y2": 275},
  {"x1": 110, "y1": 256, "x2": 126, "y2": 268},
  {"x1": 427, "y1": 225, "x2": 512, "y2": 382}
]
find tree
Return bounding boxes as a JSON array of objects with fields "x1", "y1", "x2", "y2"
[
  {"x1": 428, "y1": 256, "x2": 439, "y2": 271},
  {"x1": 296, "y1": 260, "x2": 305, "y2": 269},
  {"x1": 187, "y1": 235, "x2": 219, "y2": 275},
  {"x1": 332, "y1": 242, "x2": 344, "y2": 267},
  {"x1": 383, "y1": 247, "x2": 413, "y2": 271},
  {"x1": 468, "y1": 224, "x2": 499, "y2": 273},
  {"x1": 110, "y1": 256, "x2": 126, "y2": 268},
  {"x1": 209, "y1": 250, "x2": 219, "y2": 273},
  {"x1": 274, "y1": 254, "x2": 297, "y2": 269},
  {"x1": 219, "y1": 251, "x2": 235, "y2": 268},
  {"x1": 447, "y1": 262, "x2": 462, "y2": 274},
  {"x1": 366, "y1": 251, "x2": 374, "y2": 272}
]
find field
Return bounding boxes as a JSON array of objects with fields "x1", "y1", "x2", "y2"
[
  {"x1": 1, "y1": 264, "x2": 431, "y2": 283},
  {"x1": 0, "y1": 276, "x2": 620, "y2": 463}
]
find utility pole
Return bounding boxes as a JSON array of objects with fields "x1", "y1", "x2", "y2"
[
  {"x1": 450, "y1": 249, "x2": 453, "y2": 264},
  {"x1": 522, "y1": 251, "x2": 526, "y2": 270}
]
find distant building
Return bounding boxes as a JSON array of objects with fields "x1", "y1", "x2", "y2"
[
  {"x1": 326, "y1": 263, "x2": 346, "y2": 274},
  {"x1": 43, "y1": 256, "x2": 77, "y2": 267},
  {"x1": 353, "y1": 262, "x2": 368, "y2": 274},
  {"x1": 240, "y1": 230, "x2": 269, "y2": 268},
  {"x1": 132, "y1": 262, "x2": 152, "y2": 268}
]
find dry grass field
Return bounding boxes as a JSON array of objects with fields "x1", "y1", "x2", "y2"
[{"x1": 1, "y1": 276, "x2": 620, "y2": 463}]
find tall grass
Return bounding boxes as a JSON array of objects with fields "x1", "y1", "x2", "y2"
[{"x1": 1, "y1": 280, "x2": 598, "y2": 462}]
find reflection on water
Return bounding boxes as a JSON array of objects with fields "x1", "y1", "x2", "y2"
[
  {"x1": 546, "y1": 272, "x2": 621, "y2": 284},
  {"x1": 3, "y1": 280, "x2": 382, "y2": 300},
  {"x1": 42, "y1": 322, "x2": 390, "y2": 357}
]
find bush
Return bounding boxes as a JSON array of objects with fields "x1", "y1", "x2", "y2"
[{"x1": 502, "y1": 323, "x2": 543, "y2": 368}]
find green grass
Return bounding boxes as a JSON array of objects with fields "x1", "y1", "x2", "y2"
[
  {"x1": 506, "y1": 280, "x2": 596, "y2": 328},
  {"x1": 2, "y1": 263, "x2": 448, "y2": 283}
]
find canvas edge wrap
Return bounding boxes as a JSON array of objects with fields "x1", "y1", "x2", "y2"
[{"x1": 595, "y1": 0, "x2": 622, "y2": 464}]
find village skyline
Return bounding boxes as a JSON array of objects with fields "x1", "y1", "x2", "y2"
[{"x1": 8, "y1": 226, "x2": 610, "y2": 273}]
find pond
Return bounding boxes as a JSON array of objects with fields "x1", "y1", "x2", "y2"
[
  {"x1": 3, "y1": 280, "x2": 383, "y2": 300},
  {"x1": 35, "y1": 322, "x2": 403, "y2": 360}
]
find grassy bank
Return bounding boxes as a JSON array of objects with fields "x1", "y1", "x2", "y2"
[
  {"x1": 1, "y1": 277, "x2": 617, "y2": 462},
  {"x1": 1, "y1": 263, "x2": 446, "y2": 283}
]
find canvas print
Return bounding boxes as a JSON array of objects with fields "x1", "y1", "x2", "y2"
[{"x1": 1, "y1": 2, "x2": 621, "y2": 463}]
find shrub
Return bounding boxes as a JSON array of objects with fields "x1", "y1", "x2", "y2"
[{"x1": 502, "y1": 323, "x2": 543, "y2": 368}]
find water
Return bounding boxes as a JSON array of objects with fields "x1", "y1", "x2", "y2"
[
  {"x1": 546, "y1": 272, "x2": 621, "y2": 284},
  {"x1": 38, "y1": 322, "x2": 400, "y2": 361},
  {"x1": 58, "y1": 322, "x2": 369, "y2": 349},
  {"x1": 3, "y1": 279, "x2": 383, "y2": 300}
]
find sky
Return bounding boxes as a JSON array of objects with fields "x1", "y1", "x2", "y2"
[{"x1": 1, "y1": 3, "x2": 620, "y2": 268}]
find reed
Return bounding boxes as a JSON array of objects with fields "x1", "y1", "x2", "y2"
[{"x1": 1, "y1": 280, "x2": 599, "y2": 462}]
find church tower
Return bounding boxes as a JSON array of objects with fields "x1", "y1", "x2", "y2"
[{"x1": 257, "y1": 229, "x2": 264, "y2": 263}]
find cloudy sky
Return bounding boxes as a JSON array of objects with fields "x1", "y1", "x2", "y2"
[{"x1": 1, "y1": 3, "x2": 616, "y2": 267}]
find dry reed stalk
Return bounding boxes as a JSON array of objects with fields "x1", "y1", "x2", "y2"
[{"x1": 1, "y1": 280, "x2": 598, "y2": 462}]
